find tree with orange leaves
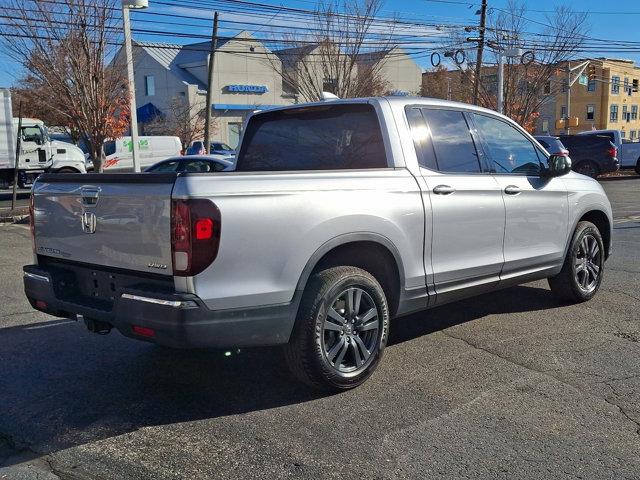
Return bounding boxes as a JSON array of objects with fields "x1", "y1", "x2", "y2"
[{"x1": 3, "y1": 0, "x2": 129, "y2": 171}]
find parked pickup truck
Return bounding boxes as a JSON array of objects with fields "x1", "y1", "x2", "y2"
[
  {"x1": 558, "y1": 134, "x2": 619, "y2": 178},
  {"x1": 24, "y1": 98, "x2": 613, "y2": 391},
  {"x1": 577, "y1": 129, "x2": 640, "y2": 173}
]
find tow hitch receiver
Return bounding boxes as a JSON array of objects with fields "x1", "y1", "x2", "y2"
[{"x1": 84, "y1": 317, "x2": 112, "y2": 335}]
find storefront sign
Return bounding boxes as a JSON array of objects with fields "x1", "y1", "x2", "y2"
[{"x1": 226, "y1": 84, "x2": 268, "y2": 94}]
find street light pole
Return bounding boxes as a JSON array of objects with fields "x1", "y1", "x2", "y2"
[{"x1": 121, "y1": 0, "x2": 148, "y2": 172}]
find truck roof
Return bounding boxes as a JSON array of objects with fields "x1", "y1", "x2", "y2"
[{"x1": 249, "y1": 96, "x2": 518, "y2": 128}]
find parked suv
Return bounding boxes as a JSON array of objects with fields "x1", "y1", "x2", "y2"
[
  {"x1": 559, "y1": 135, "x2": 619, "y2": 178},
  {"x1": 24, "y1": 98, "x2": 612, "y2": 391}
]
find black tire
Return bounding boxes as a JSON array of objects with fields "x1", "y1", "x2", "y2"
[
  {"x1": 285, "y1": 266, "x2": 390, "y2": 391},
  {"x1": 57, "y1": 168, "x2": 79, "y2": 173},
  {"x1": 548, "y1": 221, "x2": 605, "y2": 303},
  {"x1": 635, "y1": 158, "x2": 640, "y2": 176},
  {"x1": 574, "y1": 160, "x2": 599, "y2": 178}
]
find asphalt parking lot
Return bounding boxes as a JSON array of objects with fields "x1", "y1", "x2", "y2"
[{"x1": 0, "y1": 178, "x2": 638, "y2": 480}]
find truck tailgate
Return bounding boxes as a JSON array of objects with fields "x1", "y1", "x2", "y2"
[{"x1": 32, "y1": 173, "x2": 176, "y2": 275}]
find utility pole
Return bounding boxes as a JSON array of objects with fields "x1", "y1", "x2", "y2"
[
  {"x1": 11, "y1": 102, "x2": 22, "y2": 211},
  {"x1": 565, "y1": 63, "x2": 571, "y2": 134},
  {"x1": 497, "y1": 54, "x2": 504, "y2": 114},
  {"x1": 204, "y1": 12, "x2": 219, "y2": 155},
  {"x1": 472, "y1": 0, "x2": 488, "y2": 105}
]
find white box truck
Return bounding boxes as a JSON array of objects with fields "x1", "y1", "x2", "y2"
[{"x1": 0, "y1": 88, "x2": 87, "y2": 187}]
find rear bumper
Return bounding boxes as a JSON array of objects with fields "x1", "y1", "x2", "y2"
[{"x1": 23, "y1": 264, "x2": 296, "y2": 348}]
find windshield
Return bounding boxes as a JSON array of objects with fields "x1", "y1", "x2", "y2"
[{"x1": 212, "y1": 142, "x2": 233, "y2": 151}]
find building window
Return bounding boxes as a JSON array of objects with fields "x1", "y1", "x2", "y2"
[
  {"x1": 632, "y1": 105, "x2": 638, "y2": 120},
  {"x1": 322, "y1": 78, "x2": 337, "y2": 94},
  {"x1": 611, "y1": 76, "x2": 620, "y2": 94},
  {"x1": 587, "y1": 79, "x2": 596, "y2": 92},
  {"x1": 586, "y1": 105, "x2": 595, "y2": 121},
  {"x1": 625, "y1": 77, "x2": 631, "y2": 95},
  {"x1": 542, "y1": 119, "x2": 549, "y2": 133},
  {"x1": 561, "y1": 80, "x2": 568, "y2": 93},
  {"x1": 621, "y1": 130, "x2": 626, "y2": 138},
  {"x1": 623, "y1": 105, "x2": 628, "y2": 122},
  {"x1": 610, "y1": 104, "x2": 619, "y2": 122},
  {"x1": 145, "y1": 75, "x2": 155, "y2": 96},
  {"x1": 543, "y1": 81, "x2": 551, "y2": 94},
  {"x1": 631, "y1": 130, "x2": 637, "y2": 140},
  {"x1": 561, "y1": 105, "x2": 567, "y2": 118}
]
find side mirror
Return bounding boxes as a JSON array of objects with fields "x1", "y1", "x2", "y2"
[{"x1": 543, "y1": 154, "x2": 572, "y2": 177}]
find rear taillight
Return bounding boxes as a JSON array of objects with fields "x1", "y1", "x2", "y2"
[
  {"x1": 29, "y1": 194, "x2": 35, "y2": 253},
  {"x1": 606, "y1": 146, "x2": 617, "y2": 158},
  {"x1": 171, "y1": 199, "x2": 221, "y2": 276}
]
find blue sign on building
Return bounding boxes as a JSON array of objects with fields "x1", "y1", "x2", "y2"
[{"x1": 226, "y1": 84, "x2": 268, "y2": 94}]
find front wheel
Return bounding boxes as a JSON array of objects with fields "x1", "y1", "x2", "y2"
[
  {"x1": 635, "y1": 158, "x2": 640, "y2": 176},
  {"x1": 285, "y1": 266, "x2": 390, "y2": 391},
  {"x1": 548, "y1": 221, "x2": 604, "y2": 303}
]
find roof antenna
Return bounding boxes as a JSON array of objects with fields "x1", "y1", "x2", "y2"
[{"x1": 321, "y1": 91, "x2": 340, "y2": 101}]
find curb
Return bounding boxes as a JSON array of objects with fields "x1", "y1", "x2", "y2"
[
  {"x1": 0, "y1": 208, "x2": 29, "y2": 224},
  {"x1": 599, "y1": 175, "x2": 639, "y2": 182}
]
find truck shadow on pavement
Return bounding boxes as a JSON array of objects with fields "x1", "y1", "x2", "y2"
[{"x1": 0, "y1": 284, "x2": 562, "y2": 463}]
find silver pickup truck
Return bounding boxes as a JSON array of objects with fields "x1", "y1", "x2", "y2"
[{"x1": 24, "y1": 97, "x2": 613, "y2": 391}]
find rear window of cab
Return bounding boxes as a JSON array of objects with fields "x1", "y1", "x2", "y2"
[{"x1": 236, "y1": 104, "x2": 387, "y2": 171}]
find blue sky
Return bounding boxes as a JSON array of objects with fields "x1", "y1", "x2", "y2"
[{"x1": 1, "y1": 0, "x2": 639, "y2": 87}]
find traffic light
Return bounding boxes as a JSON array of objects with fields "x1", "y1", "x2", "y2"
[{"x1": 587, "y1": 63, "x2": 597, "y2": 81}]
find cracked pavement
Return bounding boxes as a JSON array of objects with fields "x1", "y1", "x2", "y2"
[{"x1": 0, "y1": 178, "x2": 639, "y2": 479}]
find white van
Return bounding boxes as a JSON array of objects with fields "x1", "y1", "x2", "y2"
[{"x1": 102, "y1": 136, "x2": 182, "y2": 171}]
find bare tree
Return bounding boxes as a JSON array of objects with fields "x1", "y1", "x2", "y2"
[
  {"x1": 434, "y1": 1, "x2": 587, "y2": 131},
  {"x1": 2, "y1": 0, "x2": 129, "y2": 171},
  {"x1": 270, "y1": 0, "x2": 395, "y2": 102},
  {"x1": 143, "y1": 97, "x2": 211, "y2": 151}
]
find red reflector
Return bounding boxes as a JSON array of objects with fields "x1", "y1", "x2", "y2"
[
  {"x1": 35, "y1": 300, "x2": 47, "y2": 310},
  {"x1": 132, "y1": 325, "x2": 155, "y2": 338},
  {"x1": 195, "y1": 218, "x2": 214, "y2": 240}
]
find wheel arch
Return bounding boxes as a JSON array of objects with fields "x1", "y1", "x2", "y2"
[
  {"x1": 294, "y1": 233, "x2": 404, "y2": 317},
  {"x1": 54, "y1": 167, "x2": 81, "y2": 173},
  {"x1": 578, "y1": 210, "x2": 611, "y2": 259}
]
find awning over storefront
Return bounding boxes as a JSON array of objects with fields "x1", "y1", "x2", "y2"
[{"x1": 137, "y1": 103, "x2": 163, "y2": 123}]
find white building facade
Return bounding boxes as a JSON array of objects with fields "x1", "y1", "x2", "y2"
[{"x1": 128, "y1": 32, "x2": 422, "y2": 148}]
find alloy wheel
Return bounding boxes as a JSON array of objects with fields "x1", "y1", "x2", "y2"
[
  {"x1": 574, "y1": 234, "x2": 602, "y2": 294},
  {"x1": 321, "y1": 287, "x2": 380, "y2": 374}
]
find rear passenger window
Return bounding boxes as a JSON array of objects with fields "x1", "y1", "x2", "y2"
[
  {"x1": 421, "y1": 109, "x2": 481, "y2": 173},
  {"x1": 406, "y1": 107, "x2": 438, "y2": 170},
  {"x1": 472, "y1": 114, "x2": 542, "y2": 175},
  {"x1": 236, "y1": 104, "x2": 387, "y2": 171}
]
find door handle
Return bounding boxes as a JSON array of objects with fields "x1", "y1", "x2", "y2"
[
  {"x1": 504, "y1": 185, "x2": 521, "y2": 195},
  {"x1": 433, "y1": 184, "x2": 455, "y2": 195}
]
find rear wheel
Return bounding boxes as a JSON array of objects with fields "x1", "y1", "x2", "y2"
[
  {"x1": 548, "y1": 221, "x2": 604, "y2": 303},
  {"x1": 285, "y1": 266, "x2": 389, "y2": 391},
  {"x1": 635, "y1": 158, "x2": 640, "y2": 176},
  {"x1": 575, "y1": 161, "x2": 599, "y2": 178}
]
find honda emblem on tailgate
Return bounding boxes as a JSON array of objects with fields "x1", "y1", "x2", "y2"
[{"x1": 81, "y1": 211, "x2": 97, "y2": 234}]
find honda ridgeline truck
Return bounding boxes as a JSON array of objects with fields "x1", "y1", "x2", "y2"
[{"x1": 24, "y1": 98, "x2": 613, "y2": 390}]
